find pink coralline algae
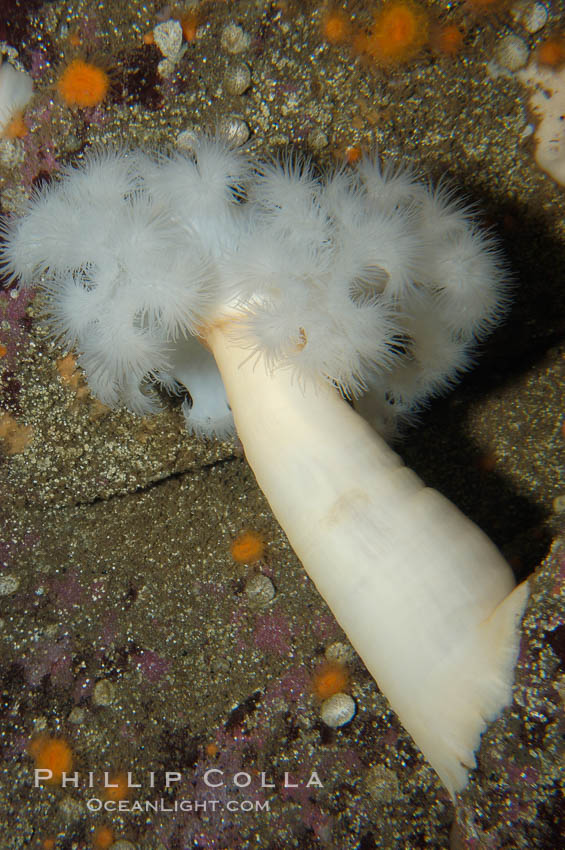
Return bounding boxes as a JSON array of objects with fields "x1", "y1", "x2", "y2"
[
  {"x1": 29, "y1": 50, "x2": 49, "y2": 79},
  {"x1": 0, "y1": 286, "x2": 34, "y2": 370},
  {"x1": 278, "y1": 766, "x2": 333, "y2": 842},
  {"x1": 23, "y1": 633, "x2": 74, "y2": 688},
  {"x1": 253, "y1": 610, "x2": 292, "y2": 655},
  {"x1": 20, "y1": 120, "x2": 59, "y2": 188},
  {"x1": 72, "y1": 675, "x2": 94, "y2": 704},
  {"x1": 49, "y1": 569, "x2": 84, "y2": 609},
  {"x1": 153, "y1": 743, "x2": 268, "y2": 850},
  {"x1": 263, "y1": 666, "x2": 310, "y2": 706},
  {"x1": 311, "y1": 612, "x2": 340, "y2": 642},
  {"x1": 96, "y1": 610, "x2": 119, "y2": 651},
  {"x1": 300, "y1": 800, "x2": 334, "y2": 842},
  {"x1": 552, "y1": 550, "x2": 565, "y2": 594},
  {"x1": 0, "y1": 530, "x2": 37, "y2": 568},
  {"x1": 131, "y1": 648, "x2": 171, "y2": 683},
  {"x1": 0, "y1": 286, "x2": 34, "y2": 417}
]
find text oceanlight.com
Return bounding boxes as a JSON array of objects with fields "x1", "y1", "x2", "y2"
[{"x1": 86, "y1": 798, "x2": 270, "y2": 813}]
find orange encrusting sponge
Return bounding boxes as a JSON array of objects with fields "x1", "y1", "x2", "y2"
[
  {"x1": 29, "y1": 735, "x2": 73, "y2": 783},
  {"x1": 536, "y1": 35, "x2": 565, "y2": 68},
  {"x1": 430, "y1": 23, "x2": 465, "y2": 58},
  {"x1": 321, "y1": 8, "x2": 351, "y2": 45},
  {"x1": 356, "y1": 1, "x2": 429, "y2": 66},
  {"x1": 2, "y1": 112, "x2": 28, "y2": 139},
  {"x1": 230, "y1": 530, "x2": 265, "y2": 564},
  {"x1": 57, "y1": 59, "x2": 110, "y2": 107},
  {"x1": 311, "y1": 660, "x2": 350, "y2": 700}
]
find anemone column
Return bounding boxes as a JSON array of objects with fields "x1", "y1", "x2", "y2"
[{"x1": 208, "y1": 323, "x2": 529, "y2": 798}]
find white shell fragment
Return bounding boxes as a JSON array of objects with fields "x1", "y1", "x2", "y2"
[
  {"x1": 68, "y1": 707, "x2": 85, "y2": 724},
  {"x1": 224, "y1": 62, "x2": 251, "y2": 95},
  {"x1": 513, "y1": 1, "x2": 548, "y2": 34},
  {"x1": 320, "y1": 693, "x2": 356, "y2": 727},
  {"x1": 175, "y1": 128, "x2": 200, "y2": 153},
  {"x1": 365, "y1": 764, "x2": 401, "y2": 803},
  {"x1": 153, "y1": 19, "x2": 184, "y2": 59},
  {"x1": 245, "y1": 573, "x2": 275, "y2": 607},
  {"x1": 221, "y1": 23, "x2": 250, "y2": 54},
  {"x1": 93, "y1": 678, "x2": 116, "y2": 706},
  {"x1": 496, "y1": 34, "x2": 529, "y2": 71},
  {"x1": 523, "y1": 3, "x2": 548, "y2": 33},
  {"x1": 218, "y1": 116, "x2": 250, "y2": 146},
  {"x1": 309, "y1": 129, "x2": 329, "y2": 150},
  {"x1": 518, "y1": 63, "x2": 565, "y2": 186},
  {"x1": 325, "y1": 641, "x2": 355, "y2": 665},
  {"x1": 0, "y1": 573, "x2": 19, "y2": 595},
  {"x1": 59, "y1": 795, "x2": 85, "y2": 823}
]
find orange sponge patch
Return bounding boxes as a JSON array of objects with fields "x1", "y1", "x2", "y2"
[
  {"x1": 361, "y1": 1, "x2": 429, "y2": 66},
  {"x1": 3, "y1": 112, "x2": 28, "y2": 139},
  {"x1": 0, "y1": 412, "x2": 33, "y2": 455},
  {"x1": 312, "y1": 660, "x2": 350, "y2": 700},
  {"x1": 180, "y1": 10, "x2": 200, "y2": 42},
  {"x1": 103, "y1": 771, "x2": 130, "y2": 802},
  {"x1": 93, "y1": 825, "x2": 115, "y2": 849},
  {"x1": 230, "y1": 530, "x2": 265, "y2": 564},
  {"x1": 536, "y1": 36, "x2": 565, "y2": 69},
  {"x1": 321, "y1": 8, "x2": 350, "y2": 45},
  {"x1": 30, "y1": 735, "x2": 73, "y2": 783},
  {"x1": 57, "y1": 59, "x2": 109, "y2": 107},
  {"x1": 431, "y1": 23, "x2": 465, "y2": 57}
]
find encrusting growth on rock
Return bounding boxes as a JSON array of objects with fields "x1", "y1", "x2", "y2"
[
  {"x1": 0, "y1": 60, "x2": 33, "y2": 138},
  {"x1": 57, "y1": 58, "x2": 110, "y2": 108}
]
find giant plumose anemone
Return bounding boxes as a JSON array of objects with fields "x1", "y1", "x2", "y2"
[
  {"x1": 0, "y1": 60, "x2": 33, "y2": 138},
  {"x1": 0, "y1": 138, "x2": 529, "y2": 798},
  {"x1": 2, "y1": 138, "x2": 506, "y2": 439}
]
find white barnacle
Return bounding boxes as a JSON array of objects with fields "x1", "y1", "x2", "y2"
[{"x1": 320, "y1": 693, "x2": 356, "y2": 728}]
